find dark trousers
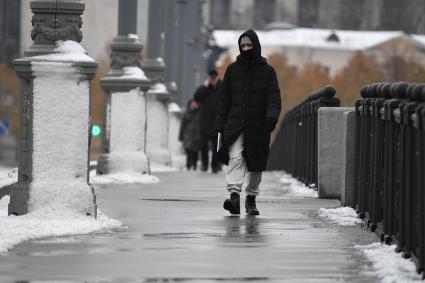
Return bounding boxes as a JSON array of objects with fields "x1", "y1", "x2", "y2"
[
  {"x1": 185, "y1": 149, "x2": 198, "y2": 170},
  {"x1": 200, "y1": 133, "x2": 220, "y2": 171}
]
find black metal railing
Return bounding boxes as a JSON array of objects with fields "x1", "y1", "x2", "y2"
[
  {"x1": 268, "y1": 85, "x2": 340, "y2": 186},
  {"x1": 354, "y1": 82, "x2": 425, "y2": 275}
]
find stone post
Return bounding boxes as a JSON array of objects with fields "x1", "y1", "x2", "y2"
[
  {"x1": 9, "y1": 0, "x2": 98, "y2": 216},
  {"x1": 143, "y1": 0, "x2": 172, "y2": 167},
  {"x1": 318, "y1": 107, "x2": 354, "y2": 199},
  {"x1": 96, "y1": 0, "x2": 151, "y2": 176},
  {"x1": 168, "y1": 102, "x2": 186, "y2": 168}
]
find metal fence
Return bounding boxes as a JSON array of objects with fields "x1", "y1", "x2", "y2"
[
  {"x1": 353, "y1": 82, "x2": 425, "y2": 274},
  {"x1": 268, "y1": 85, "x2": 339, "y2": 186}
]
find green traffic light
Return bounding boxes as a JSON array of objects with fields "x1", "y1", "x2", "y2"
[{"x1": 92, "y1": 124, "x2": 101, "y2": 136}]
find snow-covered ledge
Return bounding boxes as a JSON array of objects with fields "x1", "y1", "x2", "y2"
[
  {"x1": 146, "y1": 83, "x2": 171, "y2": 166},
  {"x1": 10, "y1": 41, "x2": 98, "y2": 216}
]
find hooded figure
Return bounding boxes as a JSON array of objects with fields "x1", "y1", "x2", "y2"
[{"x1": 215, "y1": 29, "x2": 281, "y2": 215}]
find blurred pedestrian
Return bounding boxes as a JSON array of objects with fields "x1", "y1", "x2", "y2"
[
  {"x1": 215, "y1": 30, "x2": 281, "y2": 215},
  {"x1": 179, "y1": 99, "x2": 201, "y2": 170},
  {"x1": 193, "y1": 69, "x2": 222, "y2": 173}
]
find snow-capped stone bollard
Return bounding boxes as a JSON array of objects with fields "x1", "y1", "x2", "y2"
[
  {"x1": 96, "y1": 35, "x2": 151, "y2": 176},
  {"x1": 142, "y1": 0, "x2": 172, "y2": 167},
  {"x1": 146, "y1": 83, "x2": 172, "y2": 166},
  {"x1": 168, "y1": 102, "x2": 186, "y2": 168},
  {"x1": 8, "y1": 0, "x2": 97, "y2": 216}
]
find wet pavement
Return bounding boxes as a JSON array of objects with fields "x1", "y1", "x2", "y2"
[{"x1": 0, "y1": 171, "x2": 379, "y2": 282}]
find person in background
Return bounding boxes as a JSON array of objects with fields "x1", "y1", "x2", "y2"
[
  {"x1": 193, "y1": 69, "x2": 222, "y2": 173},
  {"x1": 179, "y1": 99, "x2": 201, "y2": 170},
  {"x1": 215, "y1": 29, "x2": 281, "y2": 215}
]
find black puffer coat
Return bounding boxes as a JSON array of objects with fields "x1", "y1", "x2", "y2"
[
  {"x1": 179, "y1": 107, "x2": 201, "y2": 151},
  {"x1": 193, "y1": 80, "x2": 222, "y2": 136},
  {"x1": 215, "y1": 30, "x2": 281, "y2": 172}
]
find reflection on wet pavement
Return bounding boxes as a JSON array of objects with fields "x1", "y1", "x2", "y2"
[{"x1": 222, "y1": 216, "x2": 266, "y2": 245}]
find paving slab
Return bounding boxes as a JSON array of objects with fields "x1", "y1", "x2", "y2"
[{"x1": 0, "y1": 171, "x2": 379, "y2": 282}]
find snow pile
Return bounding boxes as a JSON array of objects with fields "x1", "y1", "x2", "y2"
[
  {"x1": 148, "y1": 83, "x2": 168, "y2": 94},
  {"x1": 277, "y1": 172, "x2": 318, "y2": 198},
  {"x1": 0, "y1": 166, "x2": 17, "y2": 188},
  {"x1": 150, "y1": 163, "x2": 179, "y2": 173},
  {"x1": 90, "y1": 170, "x2": 159, "y2": 185},
  {"x1": 32, "y1": 40, "x2": 94, "y2": 62},
  {"x1": 90, "y1": 153, "x2": 159, "y2": 185},
  {"x1": 120, "y1": 67, "x2": 148, "y2": 80},
  {"x1": 318, "y1": 206, "x2": 362, "y2": 226},
  {"x1": 0, "y1": 210, "x2": 121, "y2": 253},
  {"x1": 356, "y1": 242, "x2": 423, "y2": 283}
]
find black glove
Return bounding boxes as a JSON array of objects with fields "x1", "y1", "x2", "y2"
[
  {"x1": 266, "y1": 118, "x2": 277, "y2": 132},
  {"x1": 215, "y1": 127, "x2": 223, "y2": 134}
]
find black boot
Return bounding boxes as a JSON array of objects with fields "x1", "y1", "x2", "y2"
[
  {"x1": 223, "y1": 192, "x2": 240, "y2": 214},
  {"x1": 245, "y1": 195, "x2": 259, "y2": 215}
]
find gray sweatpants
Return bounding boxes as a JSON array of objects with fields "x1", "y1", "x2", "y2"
[{"x1": 226, "y1": 133, "x2": 262, "y2": 196}]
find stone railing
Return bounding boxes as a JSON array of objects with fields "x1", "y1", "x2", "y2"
[{"x1": 353, "y1": 82, "x2": 425, "y2": 274}]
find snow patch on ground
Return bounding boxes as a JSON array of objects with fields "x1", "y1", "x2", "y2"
[
  {"x1": 0, "y1": 166, "x2": 17, "y2": 188},
  {"x1": 150, "y1": 163, "x2": 179, "y2": 173},
  {"x1": 0, "y1": 209, "x2": 121, "y2": 253},
  {"x1": 355, "y1": 242, "x2": 423, "y2": 283},
  {"x1": 318, "y1": 206, "x2": 362, "y2": 226},
  {"x1": 90, "y1": 171, "x2": 160, "y2": 185},
  {"x1": 0, "y1": 195, "x2": 9, "y2": 216},
  {"x1": 276, "y1": 172, "x2": 318, "y2": 198}
]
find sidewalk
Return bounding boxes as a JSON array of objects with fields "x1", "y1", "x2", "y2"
[{"x1": 0, "y1": 171, "x2": 379, "y2": 282}]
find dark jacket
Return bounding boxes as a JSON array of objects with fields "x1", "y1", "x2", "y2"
[
  {"x1": 179, "y1": 107, "x2": 201, "y2": 151},
  {"x1": 214, "y1": 29, "x2": 281, "y2": 172},
  {"x1": 193, "y1": 80, "x2": 222, "y2": 136}
]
